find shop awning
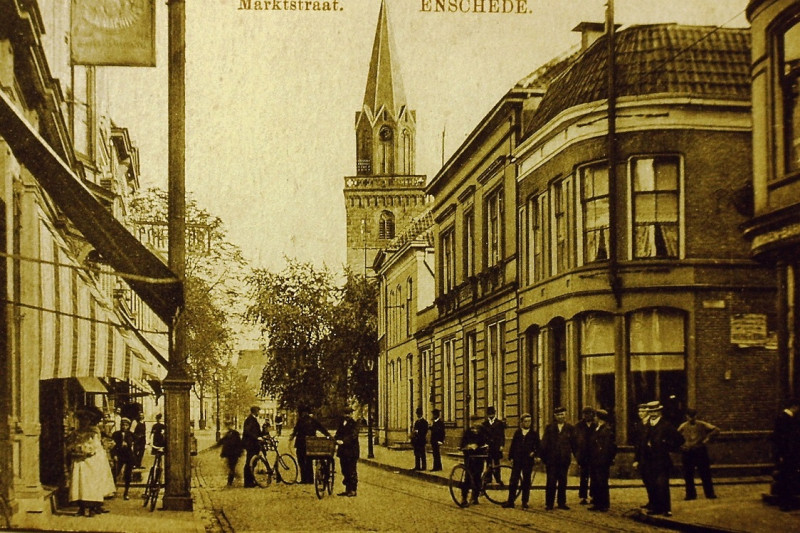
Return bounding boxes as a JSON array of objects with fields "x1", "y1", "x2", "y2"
[
  {"x1": 74, "y1": 376, "x2": 109, "y2": 394},
  {"x1": 0, "y1": 90, "x2": 182, "y2": 324}
]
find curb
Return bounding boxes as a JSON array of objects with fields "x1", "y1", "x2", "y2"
[
  {"x1": 631, "y1": 509, "x2": 746, "y2": 533},
  {"x1": 360, "y1": 458, "x2": 452, "y2": 487}
]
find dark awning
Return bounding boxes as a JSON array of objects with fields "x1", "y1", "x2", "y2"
[{"x1": 0, "y1": 90, "x2": 182, "y2": 324}]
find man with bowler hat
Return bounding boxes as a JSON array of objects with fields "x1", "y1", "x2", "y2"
[
  {"x1": 430, "y1": 408, "x2": 445, "y2": 471},
  {"x1": 335, "y1": 406, "x2": 360, "y2": 497},
  {"x1": 642, "y1": 401, "x2": 684, "y2": 516},
  {"x1": 482, "y1": 406, "x2": 506, "y2": 485},
  {"x1": 575, "y1": 406, "x2": 596, "y2": 505},
  {"x1": 540, "y1": 406, "x2": 576, "y2": 510},
  {"x1": 588, "y1": 408, "x2": 617, "y2": 512}
]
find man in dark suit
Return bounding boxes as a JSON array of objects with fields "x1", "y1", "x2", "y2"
[
  {"x1": 412, "y1": 407, "x2": 429, "y2": 471},
  {"x1": 290, "y1": 406, "x2": 331, "y2": 483},
  {"x1": 588, "y1": 408, "x2": 617, "y2": 512},
  {"x1": 241, "y1": 406, "x2": 262, "y2": 488},
  {"x1": 540, "y1": 406, "x2": 576, "y2": 510},
  {"x1": 632, "y1": 403, "x2": 653, "y2": 510},
  {"x1": 773, "y1": 398, "x2": 800, "y2": 511},
  {"x1": 502, "y1": 413, "x2": 540, "y2": 509},
  {"x1": 132, "y1": 412, "x2": 146, "y2": 468},
  {"x1": 334, "y1": 406, "x2": 360, "y2": 497},
  {"x1": 112, "y1": 417, "x2": 135, "y2": 500},
  {"x1": 430, "y1": 408, "x2": 445, "y2": 471},
  {"x1": 482, "y1": 406, "x2": 506, "y2": 484},
  {"x1": 642, "y1": 401, "x2": 684, "y2": 517},
  {"x1": 575, "y1": 406, "x2": 596, "y2": 505},
  {"x1": 459, "y1": 415, "x2": 488, "y2": 506}
]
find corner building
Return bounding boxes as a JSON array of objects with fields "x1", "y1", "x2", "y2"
[{"x1": 515, "y1": 24, "x2": 776, "y2": 471}]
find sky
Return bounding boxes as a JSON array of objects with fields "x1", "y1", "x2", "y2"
[{"x1": 105, "y1": 0, "x2": 749, "y2": 273}]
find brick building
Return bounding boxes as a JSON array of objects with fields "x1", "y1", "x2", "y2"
[{"x1": 515, "y1": 23, "x2": 776, "y2": 471}]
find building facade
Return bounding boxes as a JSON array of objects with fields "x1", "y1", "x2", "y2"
[
  {"x1": 343, "y1": 0, "x2": 428, "y2": 277},
  {"x1": 374, "y1": 210, "x2": 435, "y2": 444},
  {"x1": 0, "y1": 1, "x2": 176, "y2": 525},
  {"x1": 745, "y1": 0, "x2": 800, "y2": 401}
]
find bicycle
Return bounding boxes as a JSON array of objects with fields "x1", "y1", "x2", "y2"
[
  {"x1": 142, "y1": 446, "x2": 164, "y2": 512},
  {"x1": 305, "y1": 436, "x2": 336, "y2": 499},
  {"x1": 448, "y1": 447, "x2": 519, "y2": 507},
  {"x1": 249, "y1": 435, "x2": 299, "y2": 487}
]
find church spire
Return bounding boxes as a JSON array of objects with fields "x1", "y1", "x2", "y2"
[{"x1": 362, "y1": 0, "x2": 406, "y2": 117}]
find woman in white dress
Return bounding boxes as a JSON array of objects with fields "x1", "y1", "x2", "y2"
[{"x1": 67, "y1": 408, "x2": 116, "y2": 516}]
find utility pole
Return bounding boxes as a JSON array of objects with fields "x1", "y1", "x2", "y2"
[{"x1": 163, "y1": 0, "x2": 193, "y2": 511}]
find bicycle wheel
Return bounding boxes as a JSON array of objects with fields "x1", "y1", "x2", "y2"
[
  {"x1": 264, "y1": 448, "x2": 279, "y2": 472},
  {"x1": 448, "y1": 464, "x2": 472, "y2": 507},
  {"x1": 149, "y1": 466, "x2": 161, "y2": 511},
  {"x1": 314, "y1": 459, "x2": 328, "y2": 499},
  {"x1": 326, "y1": 460, "x2": 335, "y2": 495},
  {"x1": 482, "y1": 464, "x2": 514, "y2": 504},
  {"x1": 276, "y1": 453, "x2": 299, "y2": 485},
  {"x1": 250, "y1": 455, "x2": 273, "y2": 487}
]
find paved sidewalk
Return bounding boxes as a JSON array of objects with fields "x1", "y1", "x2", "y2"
[{"x1": 359, "y1": 437, "x2": 798, "y2": 533}]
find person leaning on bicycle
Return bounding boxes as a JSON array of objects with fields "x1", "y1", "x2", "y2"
[{"x1": 459, "y1": 415, "x2": 489, "y2": 506}]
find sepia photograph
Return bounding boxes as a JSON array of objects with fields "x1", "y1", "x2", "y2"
[{"x1": 0, "y1": 0, "x2": 799, "y2": 531}]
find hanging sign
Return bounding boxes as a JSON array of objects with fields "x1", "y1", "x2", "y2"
[{"x1": 71, "y1": 0, "x2": 156, "y2": 66}]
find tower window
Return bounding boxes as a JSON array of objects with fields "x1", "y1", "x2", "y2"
[{"x1": 379, "y1": 211, "x2": 396, "y2": 240}]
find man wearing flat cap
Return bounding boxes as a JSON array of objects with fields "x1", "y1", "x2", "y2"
[
  {"x1": 335, "y1": 406, "x2": 360, "y2": 497},
  {"x1": 540, "y1": 406, "x2": 576, "y2": 510},
  {"x1": 641, "y1": 401, "x2": 684, "y2": 516},
  {"x1": 588, "y1": 408, "x2": 617, "y2": 511}
]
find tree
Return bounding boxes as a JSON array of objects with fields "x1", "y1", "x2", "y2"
[
  {"x1": 130, "y1": 188, "x2": 249, "y2": 426},
  {"x1": 246, "y1": 261, "x2": 379, "y2": 415}
]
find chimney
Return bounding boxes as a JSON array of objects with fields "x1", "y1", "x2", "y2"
[{"x1": 572, "y1": 21, "x2": 616, "y2": 51}]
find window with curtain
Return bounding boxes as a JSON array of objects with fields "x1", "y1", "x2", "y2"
[
  {"x1": 551, "y1": 179, "x2": 572, "y2": 274},
  {"x1": 441, "y1": 227, "x2": 456, "y2": 293},
  {"x1": 628, "y1": 308, "x2": 687, "y2": 437},
  {"x1": 781, "y1": 18, "x2": 800, "y2": 173},
  {"x1": 632, "y1": 157, "x2": 680, "y2": 259},
  {"x1": 485, "y1": 187, "x2": 504, "y2": 268},
  {"x1": 579, "y1": 313, "x2": 616, "y2": 412},
  {"x1": 580, "y1": 164, "x2": 610, "y2": 263}
]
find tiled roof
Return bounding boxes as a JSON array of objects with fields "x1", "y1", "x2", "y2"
[
  {"x1": 387, "y1": 208, "x2": 434, "y2": 251},
  {"x1": 524, "y1": 24, "x2": 751, "y2": 136},
  {"x1": 514, "y1": 45, "x2": 581, "y2": 91}
]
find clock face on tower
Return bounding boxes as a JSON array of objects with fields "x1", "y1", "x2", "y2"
[{"x1": 379, "y1": 126, "x2": 393, "y2": 142}]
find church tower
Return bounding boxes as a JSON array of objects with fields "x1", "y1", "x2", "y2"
[{"x1": 344, "y1": 0, "x2": 427, "y2": 276}]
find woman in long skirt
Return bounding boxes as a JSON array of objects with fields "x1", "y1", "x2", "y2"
[{"x1": 67, "y1": 409, "x2": 115, "y2": 516}]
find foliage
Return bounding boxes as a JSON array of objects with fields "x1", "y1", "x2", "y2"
[
  {"x1": 246, "y1": 260, "x2": 379, "y2": 414},
  {"x1": 217, "y1": 362, "x2": 258, "y2": 424},
  {"x1": 129, "y1": 188, "x2": 250, "y2": 417}
]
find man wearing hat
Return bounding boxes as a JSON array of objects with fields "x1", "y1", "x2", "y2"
[
  {"x1": 430, "y1": 408, "x2": 445, "y2": 471},
  {"x1": 632, "y1": 403, "x2": 653, "y2": 509},
  {"x1": 641, "y1": 401, "x2": 684, "y2": 516},
  {"x1": 482, "y1": 406, "x2": 507, "y2": 485},
  {"x1": 588, "y1": 408, "x2": 617, "y2": 512},
  {"x1": 111, "y1": 417, "x2": 135, "y2": 500},
  {"x1": 291, "y1": 406, "x2": 331, "y2": 484},
  {"x1": 540, "y1": 406, "x2": 576, "y2": 510},
  {"x1": 411, "y1": 407, "x2": 429, "y2": 471},
  {"x1": 459, "y1": 415, "x2": 489, "y2": 506},
  {"x1": 334, "y1": 406, "x2": 360, "y2": 497},
  {"x1": 575, "y1": 406, "x2": 596, "y2": 505},
  {"x1": 242, "y1": 406, "x2": 263, "y2": 488}
]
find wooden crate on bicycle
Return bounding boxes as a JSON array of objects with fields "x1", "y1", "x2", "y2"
[{"x1": 305, "y1": 436, "x2": 335, "y2": 458}]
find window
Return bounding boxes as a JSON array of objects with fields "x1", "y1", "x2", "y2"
[
  {"x1": 551, "y1": 179, "x2": 572, "y2": 273},
  {"x1": 396, "y1": 285, "x2": 403, "y2": 341},
  {"x1": 781, "y1": 18, "x2": 800, "y2": 173},
  {"x1": 485, "y1": 187, "x2": 504, "y2": 268},
  {"x1": 357, "y1": 123, "x2": 372, "y2": 174},
  {"x1": 406, "y1": 278, "x2": 413, "y2": 337},
  {"x1": 628, "y1": 308, "x2": 687, "y2": 439},
  {"x1": 379, "y1": 211, "x2": 396, "y2": 240},
  {"x1": 580, "y1": 164, "x2": 610, "y2": 264},
  {"x1": 378, "y1": 126, "x2": 394, "y2": 174},
  {"x1": 388, "y1": 290, "x2": 395, "y2": 345},
  {"x1": 441, "y1": 227, "x2": 456, "y2": 293},
  {"x1": 466, "y1": 332, "x2": 478, "y2": 416},
  {"x1": 421, "y1": 347, "x2": 432, "y2": 418},
  {"x1": 402, "y1": 130, "x2": 413, "y2": 174},
  {"x1": 526, "y1": 193, "x2": 547, "y2": 283},
  {"x1": 73, "y1": 66, "x2": 92, "y2": 157},
  {"x1": 463, "y1": 210, "x2": 474, "y2": 278},
  {"x1": 486, "y1": 321, "x2": 505, "y2": 417},
  {"x1": 579, "y1": 313, "x2": 615, "y2": 412},
  {"x1": 443, "y1": 338, "x2": 457, "y2": 421},
  {"x1": 631, "y1": 157, "x2": 680, "y2": 259}
]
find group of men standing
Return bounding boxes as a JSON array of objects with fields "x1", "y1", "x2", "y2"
[{"x1": 411, "y1": 407, "x2": 446, "y2": 472}]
